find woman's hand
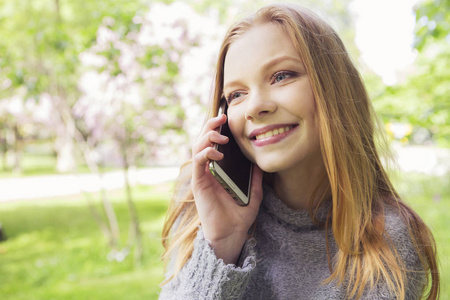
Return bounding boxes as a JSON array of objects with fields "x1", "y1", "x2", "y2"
[{"x1": 192, "y1": 114, "x2": 263, "y2": 265}]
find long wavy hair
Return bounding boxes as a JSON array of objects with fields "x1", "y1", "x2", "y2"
[{"x1": 161, "y1": 4, "x2": 439, "y2": 299}]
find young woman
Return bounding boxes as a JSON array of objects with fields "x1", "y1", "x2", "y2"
[{"x1": 160, "y1": 4, "x2": 439, "y2": 299}]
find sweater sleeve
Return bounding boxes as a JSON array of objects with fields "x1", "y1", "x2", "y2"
[{"x1": 159, "y1": 227, "x2": 257, "y2": 300}]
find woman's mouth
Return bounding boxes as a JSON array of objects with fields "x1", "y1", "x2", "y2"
[
  {"x1": 254, "y1": 125, "x2": 296, "y2": 140},
  {"x1": 250, "y1": 124, "x2": 298, "y2": 146}
]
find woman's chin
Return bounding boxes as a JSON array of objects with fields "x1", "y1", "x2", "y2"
[{"x1": 255, "y1": 161, "x2": 283, "y2": 174}]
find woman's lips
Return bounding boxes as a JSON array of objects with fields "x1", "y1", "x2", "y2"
[{"x1": 250, "y1": 124, "x2": 298, "y2": 147}]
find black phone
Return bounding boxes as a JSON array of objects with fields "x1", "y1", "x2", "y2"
[{"x1": 208, "y1": 101, "x2": 253, "y2": 206}]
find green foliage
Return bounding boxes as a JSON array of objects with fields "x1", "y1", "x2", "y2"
[
  {"x1": 0, "y1": 184, "x2": 171, "y2": 300},
  {"x1": 412, "y1": 0, "x2": 450, "y2": 146},
  {"x1": 369, "y1": 0, "x2": 450, "y2": 146},
  {"x1": 372, "y1": 43, "x2": 450, "y2": 146},
  {"x1": 414, "y1": 0, "x2": 450, "y2": 51},
  {"x1": 0, "y1": 0, "x2": 147, "y2": 103}
]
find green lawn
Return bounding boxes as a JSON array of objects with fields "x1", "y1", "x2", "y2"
[
  {"x1": 394, "y1": 172, "x2": 450, "y2": 299},
  {"x1": 0, "y1": 172, "x2": 448, "y2": 299},
  {"x1": 0, "y1": 152, "x2": 119, "y2": 178},
  {"x1": 0, "y1": 184, "x2": 172, "y2": 300},
  {"x1": 0, "y1": 152, "x2": 58, "y2": 178}
]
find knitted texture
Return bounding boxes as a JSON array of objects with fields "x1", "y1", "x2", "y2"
[
  {"x1": 159, "y1": 228, "x2": 255, "y2": 300},
  {"x1": 159, "y1": 185, "x2": 425, "y2": 300}
]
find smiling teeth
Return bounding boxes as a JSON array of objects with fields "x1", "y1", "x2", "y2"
[{"x1": 255, "y1": 126, "x2": 294, "y2": 140}]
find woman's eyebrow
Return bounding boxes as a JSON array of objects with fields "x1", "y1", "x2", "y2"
[{"x1": 260, "y1": 55, "x2": 303, "y2": 71}]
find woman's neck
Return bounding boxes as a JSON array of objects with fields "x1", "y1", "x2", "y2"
[{"x1": 272, "y1": 161, "x2": 329, "y2": 210}]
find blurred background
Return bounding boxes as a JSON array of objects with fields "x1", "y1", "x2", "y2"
[{"x1": 0, "y1": 0, "x2": 448, "y2": 299}]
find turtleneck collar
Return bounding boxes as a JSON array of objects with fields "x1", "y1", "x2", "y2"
[{"x1": 261, "y1": 184, "x2": 331, "y2": 229}]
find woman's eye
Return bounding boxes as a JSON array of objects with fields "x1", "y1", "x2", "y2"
[
  {"x1": 227, "y1": 91, "x2": 243, "y2": 103},
  {"x1": 272, "y1": 71, "x2": 294, "y2": 84}
]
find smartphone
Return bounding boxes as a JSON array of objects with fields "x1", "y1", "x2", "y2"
[{"x1": 209, "y1": 101, "x2": 253, "y2": 206}]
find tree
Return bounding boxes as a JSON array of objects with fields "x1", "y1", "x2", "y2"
[
  {"x1": 414, "y1": 0, "x2": 450, "y2": 51},
  {"x1": 0, "y1": 0, "x2": 147, "y2": 172},
  {"x1": 371, "y1": 0, "x2": 450, "y2": 146},
  {"x1": 74, "y1": 1, "x2": 224, "y2": 264}
]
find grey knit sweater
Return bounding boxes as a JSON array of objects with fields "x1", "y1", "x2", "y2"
[{"x1": 159, "y1": 185, "x2": 425, "y2": 299}]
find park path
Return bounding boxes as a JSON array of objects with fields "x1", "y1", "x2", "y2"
[
  {"x1": 0, "y1": 167, "x2": 180, "y2": 203},
  {"x1": 0, "y1": 145, "x2": 449, "y2": 203}
]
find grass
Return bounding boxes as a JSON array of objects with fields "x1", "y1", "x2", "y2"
[
  {"x1": 0, "y1": 152, "x2": 122, "y2": 178},
  {"x1": 0, "y1": 183, "x2": 172, "y2": 300},
  {"x1": 0, "y1": 152, "x2": 58, "y2": 178},
  {"x1": 394, "y1": 172, "x2": 450, "y2": 299},
  {"x1": 0, "y1": 172, "x2": 449, "y2": 299}
]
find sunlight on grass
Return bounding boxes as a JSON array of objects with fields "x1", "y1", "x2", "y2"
[
  {"x1": 0, "y1": 153, "x2": 57, "y2": 178},
  {"x1": 0, "y1": 151, "x2": 122, "y2": 178},
  {"x1": 0, "y1": 184, "x2": 172, "y2": 300}
]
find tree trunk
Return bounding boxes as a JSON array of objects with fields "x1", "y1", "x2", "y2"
[
  {"x1": 122, "y1": 150, "x2": 143, "y2": 266},
  {"x1": 0, "y1": 126, "x2": 8, "y2": 172},
  {"x1": 55, "y1": 131, "x2": 76, "y2": 173},
  {"x1": 54, "y1": 0, "x2": 61, "y2": 21},
  {"x1": 53, "y1": 96, "x2": 120, "y2": 249},
  {"x1": 6, "y1": 124, "x2": 23, "y2": 175},
  {"x1": 100, "y1": 172, "x2": 120, "y2": 248}
]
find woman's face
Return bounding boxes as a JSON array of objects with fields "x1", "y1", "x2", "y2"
[{"x1": 223, "y1": 23, "x2": 322, "y2": 174}]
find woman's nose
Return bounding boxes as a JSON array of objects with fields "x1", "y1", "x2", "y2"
[{"x1": 244, "y1": 90, "x2": 277, "y2": 120}]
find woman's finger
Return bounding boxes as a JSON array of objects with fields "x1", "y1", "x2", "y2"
[
  {"x1": 192, "y1": 147, "x2": 223, "y2": 180},
  {"x1": 248, "y1": 164, "x2": 264, "y2": 210},
  {"x1": 199, "y1": 114, "x2": 227, "y2": 137},
  {"x1": 192, "y1": 130, "x2": 229, "y2": 155}
]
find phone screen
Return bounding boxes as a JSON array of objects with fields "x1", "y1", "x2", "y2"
[{"x1": 215, "y1": 103, "x2": 252, "y2": 199}]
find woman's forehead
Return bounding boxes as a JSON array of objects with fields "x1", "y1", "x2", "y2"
[{"x1": 223, "y1": 24, "x2": 301, "y2": 78}]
